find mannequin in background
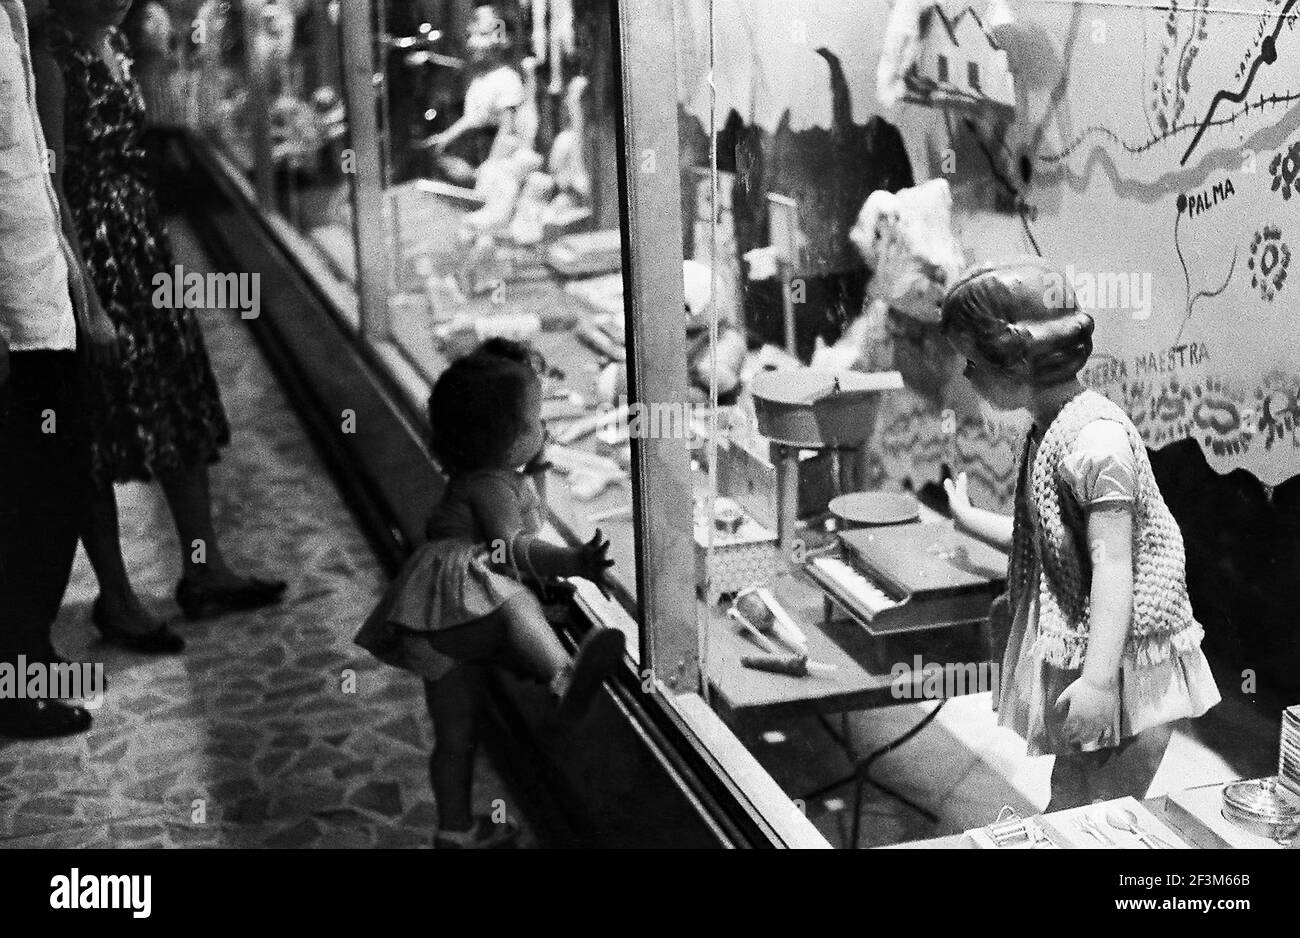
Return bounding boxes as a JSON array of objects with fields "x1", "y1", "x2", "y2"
[{"x1": 421, "y1": 3, "x2": 524, "y2": 187}]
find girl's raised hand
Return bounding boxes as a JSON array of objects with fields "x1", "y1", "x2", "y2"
[{"x1": 1055, "y1": 675, "x2": 1120, "y2": 748}]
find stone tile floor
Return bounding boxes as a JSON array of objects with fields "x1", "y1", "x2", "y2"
[{"x1": 0, "y1": 221, "x2": 532, "y2": 849}]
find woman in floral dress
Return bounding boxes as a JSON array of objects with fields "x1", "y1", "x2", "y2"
[{"x1": 34, "y1": 0, "x2": 284, "y2": 648}]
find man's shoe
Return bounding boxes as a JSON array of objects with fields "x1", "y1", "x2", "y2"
[{"x1": 0, "y1": 699, "x2": 92, "y2": 739}]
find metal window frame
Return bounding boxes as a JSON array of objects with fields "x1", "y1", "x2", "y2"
[
  {"x1": 611, "y1": 0, "x2": 699, "y2": 691},
  {"x1": 337, "y1": 0, "x2": 392, "y2": 340},
  {"x1": 610, "y1": 0, "x2": 823, "y2": 848},
  {"x1": 238, "y1": 0, "x2": 275, "y2": 206}
]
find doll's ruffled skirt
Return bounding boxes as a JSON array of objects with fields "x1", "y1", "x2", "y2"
[
  {"x1": 997, "y1": 593, "x2": 1222, "y2": 758},
  {"x1": 355, "y1": 539, "x2": 530, "y2": 681}
]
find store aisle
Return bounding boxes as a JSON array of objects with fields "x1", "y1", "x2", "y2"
[{"x1": 0, "y1": 220, "x2": 532, "y2": 849}]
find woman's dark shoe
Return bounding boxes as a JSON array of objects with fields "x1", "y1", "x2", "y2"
[
  {"x1": 92, "y1": 598, "x2": 186, "y2": 655},
  {"x1": 0, "y1": 699, "x2": 93, "y2": 739},
  {"x1": 433, "y1": 817, "x2": 521, "y2": 850},
  {"x1": 175, "y1": 576, "x2": 287, "y2": 621}
]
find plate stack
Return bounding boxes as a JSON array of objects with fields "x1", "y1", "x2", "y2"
[{"x1": 1281, "y1": 705, "x2": 1300, "y2": 797}]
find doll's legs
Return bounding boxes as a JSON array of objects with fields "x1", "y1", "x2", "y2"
[
  {"x1": 417, "y1": 591, "x2": 623, "y2": 828},
  {"x1": 1046, "y1": 723, "x2": 1174, "y2": 811},
  {"x1": 495, "y1": 591, "x2": 625, "y2": 719},
  {"x1": 423, "y1": 665, "x2": 489, "y2": 833},
  {"x1": 495, "y1": 592, "x2": 572, "y2": 682}
]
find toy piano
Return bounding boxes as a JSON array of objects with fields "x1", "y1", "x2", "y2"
[{"x1": 804, "y1": 522, "x2": 1007, "y2": 636}]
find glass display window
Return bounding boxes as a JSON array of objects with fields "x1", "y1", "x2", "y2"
[
  {"x1": 354, "y1": 0, "x2": 648, "y2": 628},
  {"x1": 185, "y1": 0, "x2": 359, "y2": 322}
]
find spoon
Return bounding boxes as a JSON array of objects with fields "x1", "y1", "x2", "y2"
[{"x1": 1105, "y1": 806, "x2": 1171, "y2": 849}]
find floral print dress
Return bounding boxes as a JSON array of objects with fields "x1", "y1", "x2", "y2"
[{"x1": 45, "y1": 19, "x2": 229, "y2": 484}]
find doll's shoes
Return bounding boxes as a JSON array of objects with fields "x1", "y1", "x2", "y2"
[{"x1": 554, "y1": 627, "x2": 625, "y2": 723}]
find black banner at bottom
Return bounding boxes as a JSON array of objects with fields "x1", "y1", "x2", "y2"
[{"x1": 0, "y1": 847, "x2": 1290, "y2": 924}]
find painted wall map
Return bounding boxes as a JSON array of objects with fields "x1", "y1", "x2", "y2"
[
  {"x1": 676, "y1": 0, "x2": 1300, "y2": 486},
  {"x1": 1012, "y1": 0, "x2": 1300, "y2": 484}
]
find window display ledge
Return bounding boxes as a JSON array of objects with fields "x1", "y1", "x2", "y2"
[
  {"x1": 674, "y1": 694, "x2": 832, "y2": 849},
  {"x1": 205, "y1": 143, "x2": 362, "y2": 333},
  {"x1": 369, "y1": 340, "x2": 430, "y2": 416}
]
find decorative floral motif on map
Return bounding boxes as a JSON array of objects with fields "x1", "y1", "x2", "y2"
[
  {"x1": 1248, "y1": 226, "x2": 1290, "y2": 301},
  {"x1": 1254, "y1": 371, "x2": 1300, "y2": 452},
  {"x1": 1270, "y1": 139, "x2": 1300, "y2": 201}
]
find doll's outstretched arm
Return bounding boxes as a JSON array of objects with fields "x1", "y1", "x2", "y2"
[
  {"x1": 469, "y1": 478, "x2": 598, "y2": 580},
  {"x1": 424, "y1": 116, "x2": 473, "y2": 151},
  {"x1": 944, "y1": 471, "x2": 1013, "y2": 551}
]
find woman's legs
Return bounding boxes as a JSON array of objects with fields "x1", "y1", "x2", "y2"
[
  {"x1": 159, "y1": 462, "x2": 264, "y2": 588},
  {"x1": 1047, "y1": 723, "x2": 1174, "y2": 811},
  {"x1": 424, "y1": 666, "x2": 487, "y2": 833},
  {"x1": 81, "y1": 482, "x2": 163, "y2": 633}
]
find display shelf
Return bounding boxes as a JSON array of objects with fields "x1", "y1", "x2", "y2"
[{"x1": 703, "y1": 570, "x2": 991, "y2": 725}]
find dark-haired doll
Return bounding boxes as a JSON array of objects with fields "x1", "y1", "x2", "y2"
[
  {"x1": 355, "y1": 338, "x2": 623, "y2": 848},
  {"x1": 939, "y1": 258, "x2": 1219, "y2": 811}
]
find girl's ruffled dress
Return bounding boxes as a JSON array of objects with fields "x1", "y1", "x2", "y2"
[
  {"x1": 997, "y1": 419, "x2": 1221, "y2": 756},
  {"x1": 355, "y1": 469, "x2": 543, "y2": 681}
]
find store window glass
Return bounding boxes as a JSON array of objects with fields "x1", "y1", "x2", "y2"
[
  {"x1": 185, "y1": 0, "x2": 358, "y2": 311},
  {"x1": 175, "y1": 1, "x2": 644, "y2": 630},
  {"x1": 673, "y1": 0, "x2": 1300, "y2": 848},
  {"x1": 363, "y1": 1, "x2": 640, "y2": 617}
]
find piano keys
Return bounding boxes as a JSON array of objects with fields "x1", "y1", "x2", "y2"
[
  {"x1": 808, "y1": 555, "x2": 898, "y2": 618},
  {"x1": 805, "y1": 523, "x2": 1007, "y2": 636}
]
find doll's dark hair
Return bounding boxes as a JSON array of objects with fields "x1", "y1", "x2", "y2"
[
  {"x1": 428, "y1": 339, "x2": 542, "y2": 474},
  {"x1": 940, "y1": 257, "x2": 1095, "y2": 387}
]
